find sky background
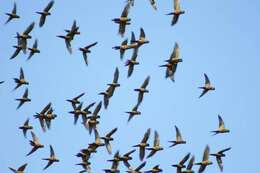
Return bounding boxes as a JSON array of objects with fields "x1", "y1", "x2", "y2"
[{"x1": 0, "y1": 0, "x2": 259, "y2": 173}]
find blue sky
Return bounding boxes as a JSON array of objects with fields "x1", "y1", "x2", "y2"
[{"x1": 0, "y1": 0, "x2": 259, "y2": 173}]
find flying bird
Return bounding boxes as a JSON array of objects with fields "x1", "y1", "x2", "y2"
[
  {"x1": 10, "y1": 44, "x2": 23, "y2": 60},
  {"x1": 5, "y1": 2, "x2": 20, "y2": 24},
  {"x1": 16, "y1": 88, "x2": 31, "y2": 109},
  {"x1": 168, "y1": 125, "x2": 186, "y2": 147},
  {"x1": 144, "y1": 165, "x2": 162, "y2": 173},
  {"x1": 19, "y1": 118, "x2": 33, "y2": 138},
  {"x1": 160, "y1": 43, "x2": 182, "y2": 82},
  {"x1": 27, "y1": 39, "x2": 40, "y2": 60},
  {"x1": 172, "y1": 153, "x2": 190, "y2": 173},
  {"x1": 27, "y1": 131, "x2": 44, "y2": 156},
  {"x1": 85, "y1": 102, "x2": 102, "y2": 134},
  {"x1": 36, "y1": 0, "x2": 55, "y2": 27},
  {"x1": 126, "y1": 161, "x2": 146, "y2": 173},
  {"x1": 166, "y1": 0, "x2": 185, "y2": 26},
  {"x1": 146, "y1": 130, "x2": 163, "y2": 158},
  {"x1": 45, "y1": 108, "x2": 57, "y2": 130},
  {"x1": 112, "y1": 3, "x2": 131, "y2": 37},
  {"x1": 0, "y1": 81, "x2": 4, "y2": 84},
  {"x1": 66, "y1": 92, "x2": 85, "y2": 109},
  {"x1": 120, "y1": 149, "x2": 136, "y2": 168},
  {"x1": 34, "y1": 102, "x2": 52, "y2": 132},
  {"x1": 195, "y1": 145, "x2": 213, "y2": 173},
  {"x1": 125, "y1": 104, "x2": 141, "y2": 123},
  {"x1": 198, "y1": 73, "x2": 215, "y2": 98},
  {"x1": 101, "y1": 127, "x2": 118, "y2": 154},
  {"x1": 79, "y1": 42, "x2": 98, "y2": 66},
  {"x1": 103, "y1": 159, "x2": 120, "y2": 173},
  {"x1": 15, "y1": 22, "x2": 35, "y2": 54},
  {"x1": 113, "y1": 39, "x2": 129, "y2": 60},
  {"x1": 125, "y1": 48, "x2": 139, "y2": 78},
  {"x1": 211, "y1": 115, "x2": 230, "y2": 135},
  {"x1": 42, "y1": 145, "x2": 59, "y2": 170},
  {"x1": 13, "y1": 67, "x2": 29, "y2": 90},
  {"x1": 133, "y1": 128, "x2": 151, "y2": 161},
  {"x1": 134, "y1": 76, "x2": 150, "y2": 106},
  {"x1": 210, "y1": 147, "x2": 231, "y2": 172},
  {"x1": 69, "y1": 102, "x2": 83, "y2": 125},
  {"x1": 182, "y1": 155, "x2": 195, "y2": 173},
  {"x1": 57, "y1": 20, "x2": 80, "y2": 54},
  {"x1": 9, "y1": 163, "x2": 27, "y2": 173}
]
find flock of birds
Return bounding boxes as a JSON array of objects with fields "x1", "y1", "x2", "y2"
[{"x1": 3, "y1": 1, "x2": 231, "y2": 173}]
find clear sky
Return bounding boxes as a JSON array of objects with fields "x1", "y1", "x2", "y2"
[{"x1": 0, "y1": 0, "x2": 259, "y2": 173}]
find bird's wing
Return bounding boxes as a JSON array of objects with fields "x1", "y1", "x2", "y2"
[
  {"x1": 141, "y1": 76, "x2": 150, "y2": 89},
  {"x1": 85, "y1": 42, "x2": 98, "y2": 49},
  {"x1": 180, "y1": 153, "x2": 190, "y2": 165},
  {"x1": 23, "y1": 22, "x2": 35, "y2": 35},
  {"x1": 202, "y1": 145, "x2": 210, "y2": 161},
  {"x1": 18, "y1": 163, "x2": 27, "y2": 171},
  {"x1": 44, "y1": 0, "x2": 54, "y2": 12}
]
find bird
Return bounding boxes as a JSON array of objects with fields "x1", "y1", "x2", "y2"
[
  {"x1": 27, "y1": 131, "x2": 44, "y2": 156},
  {"x1": 10, "y1": 44, "x2": 23, "y2": 60},
  {"x1": 125, "y1": 104, "x2": 141, "y2": 123},
  {"x1": 125, "y1": 48, "x2": 139, "y2": 78},
  {"x1": 42, "y1": 145, "x2": 59, "y2": 170},
  {"x1": 66, "y1": 92, "x2": 85, "y2": 109},
  {"x1": 16, "y1": 88, "x2": 31, "y2": 109},
  {"x1": 5, "y1": 2, "x2": 20, "y2": 24},
  {"x1": 90, "y1": 129, "x2": 105, "y2": 149},
  {"x1": 45, "y1": 108, "x2": 57, "y2": 130},
  {"x1": 134, "y1": 76, "x2": 150, "y2": 106},
  {"x1": 13, "y1": 67, "x2": 29, "y2": 90},
  {"x1": 107, "y1": 150, "x2": 122, "y2": 165},
  {"x1": 144, "y1": 165, "x2": 162, "y2": 173},
  {"x1": 103, "y1": 159, "x2": 120, "y2": 173},
  {"x1": 19, "y1": 118, "x2": 33, "y2": 138},
  {"x1": 112, "y1": 3, "x2": 131, "y2": 37},
  {"x1": 166, "y1": 0, "x2": 185, "y2": 26},
  {"x1": 210, "y1": 147, "x2": 231, "y2": 172},
  {"x1": 133, "y1": 128, "x2": 151, "y2": 161},
  {"x1": 15, "y1": 22, "x2": 35, "y2": 54},
  {"x1": 211, "y1": 115, "x2": 230, "y2": 135},
  {"x1": 172, "y1": 153, "x2": 190, "y2": 173},
  {"x1": 126, "y1": 161, "x2": 146, "y2": 173},
  {"x1": 0, "y1": 81, "x2": 4, "y2": 84},
  {"x1": 85, "y1": 102, "x2": 102, "y2": 134},
  {"x1": 146, "y1": 130, "x2": 163, "y2": 158},
  {"x1": 80, "y1": 102, "x2": 96, "y2": 123},
  {"x1": 76, "y1": 159, "x2": 91, "y2": 173},
  {"x1": 149, "y1": 0, "x2": 157, "y2": 10},
  {"x1": 9, "y1": 163, "x2": 27, "y2": 173},
  {"x1": 57, "y1": 20, "x2": 80, "y2": 54},
  {"x1": 101, "y1": 127, "x2": 118, "y2": 154},
  {"x1": 34, "y1": 102, "x2": 52, "y2": 132},
  {"x1": 198, "y1": 73, "x2": 215, "y2": 98},
  {"x1": 36, "y1": 0, "x2": 55, "y2": 27},
  {"x1": 195, "y1": 145, "x2": 213, "y2": 173},
  {"x1": 100, "y1": 67, "x2": 120, "y2": 109},
  {"x1": 113, "y1": 39, "x2": 129, "y2": 60},
  {"x1": 27, "y1": 39, "x2": 40, "y2": 60},
  {"x1": 182, "y1": 155, "x2": 195, "y2": 173},
  {"x1": 160, "y1": 43, "x2": 182, "y2": 82},
  {"x1": 69, "y1": 102, "x2": 83, "y2": 125},
  {"x1": 79, "y1": 42, "x2": 98, "y2": 65},
  {"x1": 135, "y1": 28, "x2": 150, "y2": 47},
  {"x1": 168, "y1": 125, "x2": 186, "y2": 147},
  {"x1": 120, "y1": 149, "x2": 136, "y2": 168}
]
